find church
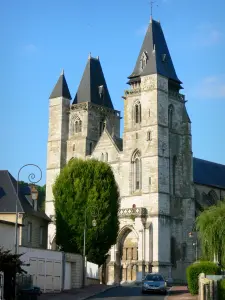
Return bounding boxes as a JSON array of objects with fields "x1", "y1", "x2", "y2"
[{"x1": 45, "y1": 18, "x2": 225, "y2": 283}]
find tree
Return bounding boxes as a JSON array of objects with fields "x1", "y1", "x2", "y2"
[
  {"x1": 196, "y1": 201, "x2": 225, "y2": 268},
  {"x1": 53, "y1": 158, "x2": 120, "y2": 266},
  {"x1": 19, "y1": 181, "x2": 46, "y2": 211},
  {"x1": 0, "y1": 248, "x2": 26, "y2": 300}
]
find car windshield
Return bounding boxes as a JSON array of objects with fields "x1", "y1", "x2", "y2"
[{"x1": 145, "y1": 274, "x2": 164, "y2": 281}]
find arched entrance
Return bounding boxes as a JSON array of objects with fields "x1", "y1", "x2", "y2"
[{"x1": 117, "y1": 226, "x2": 138, "y2": 283}]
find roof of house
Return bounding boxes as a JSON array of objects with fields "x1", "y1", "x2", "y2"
[
  {"x1": 193, "y1": 157, "x2": 225, "y2": 190},
  {"x1": 0, "y1": 170, "x2": 51, "y2": 222},
  {"x1": 49, "y1": 70, "x2": 72, "y2": 100},
  {"x1": 73, "y1": 56, "x2": 114, "y2": 109},
  {"x1": 128, "y1": 19, "x2": 181, "y2": 86},
  {"x1": 0, "y1": 219, "x2": 24, "y2": 227}
]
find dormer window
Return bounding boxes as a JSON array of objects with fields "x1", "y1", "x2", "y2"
[{"x1": 140, "y1": 51, "x2": 148, "y2": 70}]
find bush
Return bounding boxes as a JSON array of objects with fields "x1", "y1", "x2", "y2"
[
  {"x1": 186, "y1": 261, "x2": 220, "y2": 295},
  {"x1": 218, "y1": 279, "x2": 225, "y2": 300}
]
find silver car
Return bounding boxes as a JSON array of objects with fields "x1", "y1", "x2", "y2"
[{"x1": 141, "y1": 273, "x2": 167, "y2": 295}]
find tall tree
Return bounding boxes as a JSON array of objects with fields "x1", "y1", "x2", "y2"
[
  {"x1": 196, "y1": 201, "x2": 225, "y2": 267},
  {"x1": 53, "y1": 158, "x2": 120, "y2": 266}
]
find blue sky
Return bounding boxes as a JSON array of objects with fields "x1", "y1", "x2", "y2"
[{"x1": 1, "y1": 0, "x2": 225, "y2": 186}]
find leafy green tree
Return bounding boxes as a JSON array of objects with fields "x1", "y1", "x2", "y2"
[
  {"x1": 53, "y1": 158, "x2": 120, "y2": 266},
  {"x1": 196, "y1": 201, "x2": 225, "y2": 268}
]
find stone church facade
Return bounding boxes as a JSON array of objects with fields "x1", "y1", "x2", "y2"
[{"x1": 45, "y1": 19, "x2": 225, "y2": 283}]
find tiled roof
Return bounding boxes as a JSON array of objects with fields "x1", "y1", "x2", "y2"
[
  {"x1": 0, "y1": 170, "x2": 50, "y2": 221},
  {"x1": 128, "y1": 19, "x2": 181, "y2": 86},
  {"x1": 49, "y1": 70, "x2": 72, "y2": 100},
  {"x1": 193, "y1": 157, "x2": 225, "y2": 189},
  {"x1": 73, "y1": 57, "x2": 114, "y2": 109}
]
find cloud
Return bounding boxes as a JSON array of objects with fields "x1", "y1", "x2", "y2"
[
  {"x1": 135, "y1": 25, "x2": 148, "y2": 36},
  {"x1": 194, "y1": 75, "x2": 225, "y2": 99},
  {"x1": 23, "y1": 44, "x2": 37, "y2": 54},
  {"x1": 192, "y1": 23, "x2": 223, "y2": 47}
]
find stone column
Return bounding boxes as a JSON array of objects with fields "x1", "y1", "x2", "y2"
[
  {"x1": 138, "y1": 229, "x2": 143, "y2": 261},
  {"x1": 127, "y1": 264, "x2": 132, "y2": 282},
  {"x1": 107, "y1": 262, "x2": 116, "y2": 285}
]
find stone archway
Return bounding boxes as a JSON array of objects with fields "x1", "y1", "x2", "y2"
[{"x1": 117, "y1": 226, "x2": 138, "y2": 283}]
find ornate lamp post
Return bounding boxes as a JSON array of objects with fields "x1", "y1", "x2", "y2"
[
  {"x1": 83, "y1": 206, "x2": 99, "y2": 287},
  {"x1": 15, "y1": 164, "x2": 42, "y2": 255}
]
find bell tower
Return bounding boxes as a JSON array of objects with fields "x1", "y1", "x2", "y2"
[
  {"x1": 45, "y1": 70, "x2": 71, "y2": 249},
  {"x1": 119, "y1": 19, "x2": 194, "y2": 279}
]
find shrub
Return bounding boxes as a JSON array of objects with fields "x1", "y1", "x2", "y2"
[
  {"x1": 186, "y1": 261, "x2": 220, "y2": 295},
  {"x1": 218, "y1": 279, "x2": 225, "y2": 300}
]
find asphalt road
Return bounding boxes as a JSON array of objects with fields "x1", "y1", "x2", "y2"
[{"x1": 89, "y1": 286, "x2": 167, "y2": 300}]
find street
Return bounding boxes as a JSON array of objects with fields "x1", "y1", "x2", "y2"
[{"x1": 89, "y1": 285, "x2": 167, "y2": 300}]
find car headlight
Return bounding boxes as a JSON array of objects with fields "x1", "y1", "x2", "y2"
[{"x1": 144, "y1": 283, "x2": 149, "y2": 287}]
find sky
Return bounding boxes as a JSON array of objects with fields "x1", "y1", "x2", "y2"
[{"x1": 1, "y1": 0, "x2": 225, "y2": 186}]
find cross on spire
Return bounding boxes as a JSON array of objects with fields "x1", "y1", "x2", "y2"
[{"x1": 149, "y1": 0, "x2": 158, "y2": 22}]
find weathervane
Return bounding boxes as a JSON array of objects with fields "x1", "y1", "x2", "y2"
[{"x1": 149, "y1": 0, "x2": 158, "y2": 21}]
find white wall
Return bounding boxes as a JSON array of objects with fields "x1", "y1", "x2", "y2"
[
  {"x1": 0, "y1": 222, "x2": 20, "y2": 252},
  {"x1": 86, "y1": 261, "x2": 99, "y2": 279},
  {"x1": 18, "y1": 246, "x2": 99, "y2": 292},
  {"x1": 19, "y1": 247, "x2": 63, "y2": 293}
]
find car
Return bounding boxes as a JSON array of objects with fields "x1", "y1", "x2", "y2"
[{"x1": 141, "y1": 273, "x2": 167, "y2": 295}]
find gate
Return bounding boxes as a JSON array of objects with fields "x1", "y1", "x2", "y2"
[{"x1": 0, "y1": 272, "x2": 4, "y2": 300}]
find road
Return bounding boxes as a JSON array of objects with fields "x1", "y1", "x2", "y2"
[{"x1": 89, "y1": 285, "x2": 167, "y2": 300}]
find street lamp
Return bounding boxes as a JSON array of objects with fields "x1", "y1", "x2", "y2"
[
  {"x1": 188, "y1": 231, "x2": 198, "y2": 262},
  {"x1": 83, "y1": 206, "x2": 99, "y2": 287},
  {"x1": 15, "y1": 164, "x2": 42, "y2": 255},
  {"x1": 30, "y1": 185, "x2": 39, "y2": 201}
]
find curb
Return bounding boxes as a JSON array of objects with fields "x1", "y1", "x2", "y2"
[
  {"x1": 164, "y1": 287, "x2": 173, "y2": 300},
  {"x1": 79, "y1": 285, "x2": 117, "y2": 300}
]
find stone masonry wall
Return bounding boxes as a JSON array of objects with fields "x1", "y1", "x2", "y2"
[{"x1": 45, "y1": 96, "x2": 70, "y2": 247}]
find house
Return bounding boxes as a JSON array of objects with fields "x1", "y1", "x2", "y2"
[
  {"x1": 0, "y1": 220, "x2": 23, "y2": 251},
  {"x1": 0, "y1": 170, "x2": 51, "y2": 250}
]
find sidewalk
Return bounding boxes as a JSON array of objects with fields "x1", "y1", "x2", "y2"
[
  {"x1": 167, "y1": 286, "x2": 198, "y2": 300},
  {"x1": 39, "y1": 284, "x2": 115, "y2": 300}
]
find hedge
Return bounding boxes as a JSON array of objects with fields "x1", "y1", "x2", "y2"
[
  {"x1": 186, "y1": 261, "x2": 220, "y2": 295},
  {"x1": 218, "y1": 279, "x2": 225, "y2": 300}
]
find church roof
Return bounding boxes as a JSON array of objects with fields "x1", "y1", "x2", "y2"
[
  {"x1": 73, "y1": 56, "x2": 114, "y2": 109},
  {"x1": 193, "y1": 157, "x2": 225, "y2": 190},
  {"x1": 49, "y1": 70, "x2": 72, "y2": 100},
  {"x1": 128, "y1": 19, "x2": 181, "y2": 85}
]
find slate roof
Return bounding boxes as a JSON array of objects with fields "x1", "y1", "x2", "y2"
[
  {"x1": 113, "y1": 136, "x2": 123, "y2": 151},
  {"x1": 73, "y1": 57, "x2": 114, "y2": 109},
  {"x1": 0, "y1": 170, "x2": 51, "y2": 222},
  {"x1": 193, "y1": 158, "x2": 225, "y2": 190},
  {"x1": 128, "y1": 19, "x2": 181, "y2": 85},
  {"x1": 49, "y1": 70, "x2": 72, "y2": 100}
]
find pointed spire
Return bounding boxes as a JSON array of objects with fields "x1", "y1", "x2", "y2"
[
  {"x1": 73, "y1": 57, "x2": 114, "y2": 109},
  {"x1": 128, "y1": 19, "x2": 182, "y2": 85},
  {"x1": 49, "y1": 70, "x2": 72, "y2": 100},
  {"x1": 88, "y1": 52, "x2": 91, "y2": 59}
]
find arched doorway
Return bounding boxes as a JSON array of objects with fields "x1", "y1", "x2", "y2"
[{"x1": 117, "y1": 227, "x2": 138, "y2": 283}]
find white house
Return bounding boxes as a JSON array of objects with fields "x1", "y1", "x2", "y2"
[{"x1": 0, "y1": 220, "x2": 22, "y2": 252}]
